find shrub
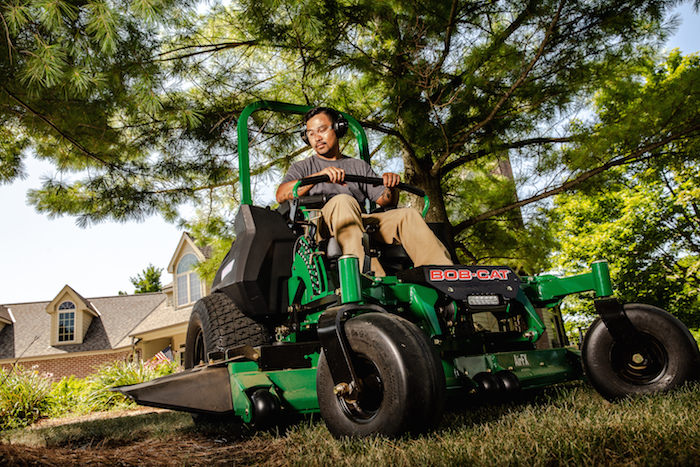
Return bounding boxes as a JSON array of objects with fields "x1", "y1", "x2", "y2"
[
  {"x1": 0, "y1": 360, "x2": 178, "y2": 430},
  {"x1": 45, "y1": 376, "x2": 93, "y2": 419},
  {"x1": 0, "y1": 366, "x2": 53, "y2": 430},
  {"x1": 86, "y1": 360, "x2": 178, "y2": 412}
]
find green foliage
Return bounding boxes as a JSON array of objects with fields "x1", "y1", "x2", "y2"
[
  {"x1": 553, "y1": 178, "x2": 700, "y2": 326},
  {"x1": 130, "y1": 263, "x2": 163, "y2": 293},
  {"x1": 86, "y1": 359, "x2": 178, "y2": 411},
  {"x1": 183, "y1": 0, "x2": 695, "y2": 270},
  {"x1": 549, "y1": 52, "x2": 700, "y2": 326},
  {"x1": 0, "y1": 366, "x2": 53, "y2": 430},
  {"x1": 560, "y1": 296, "x2": 598, "y2": 345},
  {"x1": 5, "y1": 0, "x2": 693, "y2": 272},
  {"x1": 1, "y1": 0, "x2": 203, "y2": 229},
  {"x1": 445, "y1": 159, "x2": 556, "y2": 272},
  {"x1": 43, "y1": 376, "x2": 93, "y2": 419},
  {"x1": 0, "y1": 360, "x2": 177, "y2": 430}
]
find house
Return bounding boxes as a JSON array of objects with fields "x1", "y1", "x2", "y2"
[
  {"x1": 129, "y1": 233, "x2": 211, "y2": 363},
  {"x1": 0, "y1": 233, "x2": 211, "y2": 380}
]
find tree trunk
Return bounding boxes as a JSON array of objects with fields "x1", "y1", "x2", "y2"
[{"x1": 403, "y1": 150, "x2": 450, "y2": 226}]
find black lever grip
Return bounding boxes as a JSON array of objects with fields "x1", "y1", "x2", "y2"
[{"x1": 297, "y1": 174, "x2": 426, "y2": 198}]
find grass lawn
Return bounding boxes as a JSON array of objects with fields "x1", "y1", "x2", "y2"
[{"x1": 2, "y1": 380, "x2": 700, "y2": 466}]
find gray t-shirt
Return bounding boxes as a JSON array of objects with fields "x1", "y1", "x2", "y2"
[{"x1": 281, "y1": 155, "x2": 385, "y2": 202}]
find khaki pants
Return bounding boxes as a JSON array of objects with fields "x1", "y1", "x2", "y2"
[{"x1": 320, "y1": 194, "x2": 453, "y2": 275}]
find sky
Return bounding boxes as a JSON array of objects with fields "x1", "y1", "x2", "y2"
[{"x1": 1, "y1": 4, "x2": 699, "y2": 305}]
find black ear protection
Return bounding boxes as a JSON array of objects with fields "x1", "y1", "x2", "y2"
[{"x1": 300, "y1": 108, "x2": 349, "y2": 145}]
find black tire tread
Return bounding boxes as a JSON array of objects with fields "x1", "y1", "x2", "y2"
[
  {"x1": 200, "y1": 292, "x2": 268, "y2": 351},
  {"x1": 185, "y1": 293, "x2": 268, "y2": 368},
  {"x1": 582, "y1": 303, "x2": 700, "y2": 400}
]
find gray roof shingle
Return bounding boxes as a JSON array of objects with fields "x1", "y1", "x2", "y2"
[
  {"x1": 0, "y1": 305, "x2": 11, "y2": 324},
  {"x1": 129, "y1": 300, "x2": 191, "y2": 337},
  {"x1": 0, "y1": 293, "x2": 167, "y2": 360}
]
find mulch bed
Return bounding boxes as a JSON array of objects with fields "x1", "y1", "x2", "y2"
[
  {"x1": 0, "y1": 409, "x2": 290, "y2": 466},
  {"x1": 0, "y1": 437, "x2": 287, "y2": 466}
]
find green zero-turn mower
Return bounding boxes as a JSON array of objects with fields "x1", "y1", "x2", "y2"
[{"x1": 115, "y1": 101, "x2": 700, "y2": 438}]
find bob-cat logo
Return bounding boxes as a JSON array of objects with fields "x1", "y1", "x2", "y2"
[{"x1": 430, "y1": 268, "x2": 511, "y2": 281}]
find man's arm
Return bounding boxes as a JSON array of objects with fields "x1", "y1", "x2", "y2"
[
  {"x1": 276, "y1": 180, "x2": 311, "y2": 203},
  {"x1": 275, "y1": 166, "x2": 347, "y2": 204}
]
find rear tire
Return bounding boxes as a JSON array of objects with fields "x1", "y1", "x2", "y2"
[
  {"x1": 582, "y1": 303, "x2": 700, "y2": 400},
  {"x1": 184, "y1": 293, "x2": 269, "y2": 426},
  {"x1": 316, "y1": 313, "x2": 446, "y2": 438},
  {"x1": 184, "y1": 293, "x2": 269, "y2": 369}
]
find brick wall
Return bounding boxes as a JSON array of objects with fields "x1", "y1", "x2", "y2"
[{"x1": 0, "y1": 350, "x2": 132, "y2": 381}]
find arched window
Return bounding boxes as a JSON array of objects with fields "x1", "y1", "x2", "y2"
[
  {"x1": 176, "y1": 254, "x2": 202, "y2": 306},
  {"x1": 58, "y1": 301, "x2": 76, "y2": 342}
]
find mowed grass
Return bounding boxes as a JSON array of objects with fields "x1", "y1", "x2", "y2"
[{"x1": 4, "y1": 381, "x2": 700, "y2": 466}]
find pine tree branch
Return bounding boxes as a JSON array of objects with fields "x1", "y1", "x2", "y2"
[
  {"x1": 440, "y1": 136, "x2": 571, "y2": 176},
  {"x1": 433, "y1": 0, "x2": 459, "y2": 73},
  {"x1": 2, "y1": 85, "x2": 122, "y2": 171},
  {"x1": 156, "y1": 41, "x2": 258, "y2": 62},
  {"x1": 451, "y1": 122, "x2": 700, "y2": 236},
  {"x1": 1, "y1": 11, "x2": 15, "y2": 65},
  {"x1": 360, "y1": 120, "x2": 420, "y2": 167},
  {"x1": 428, "y1": 0, "x2": 538, "y2": 105},
  {"x1": 431, "y1": 0, "x2": 565, "y2": 176}
]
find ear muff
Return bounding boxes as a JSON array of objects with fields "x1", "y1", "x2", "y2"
[
  {"x1": 300, "y1": 110, "x2": 349, "y2": 145},
  {"x1": 300, "y1": 125, "x2": 310, "y2": 145},
  {"x1": 334, "y1": 114, "x2": 349, "y2": 138}
]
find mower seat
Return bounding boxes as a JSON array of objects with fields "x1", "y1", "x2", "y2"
[{"x1": 324, "y1": 235, "x2": 413, "y2": 275}]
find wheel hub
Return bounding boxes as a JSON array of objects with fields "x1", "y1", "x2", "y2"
[
  {"x1": 338, "y1": 356, "x2": 383, "y2": 422},
  {"x1": 611, "y1": 333, "x2": 668, "y2": 384},
  {"x1": 193, "y1": 329, "x2": 205, "y2": 366}
]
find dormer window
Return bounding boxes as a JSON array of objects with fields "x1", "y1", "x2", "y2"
[
  {"x1": 58, "y1": 301, "x2": 76, "y2": 342},
  {"x1": 47, "y1": 287, "x2": 99, "y2": 346},
  {"x1": 176, "y1": 254, "x2": 202, "y2": 307}
]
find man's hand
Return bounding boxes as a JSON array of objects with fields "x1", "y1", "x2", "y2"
[
  {"x1": 275, "y1": 166, "x2": 346, "y2": 203},
  {"x1": 377, "y1": 172, "x2": 400, "y2": 207},
  {"x1": 318, "y1": 166, "x2": 346, "y2": 184},
  {"x1": 382, "y1": 172, "x2": 400, "y2": 188}
]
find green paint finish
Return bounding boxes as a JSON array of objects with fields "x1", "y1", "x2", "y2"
[
  {"x1": 515, "y1": 288, "x2": 546, "y2": 341},
  {"x1": 407, "y1": 285, "x2": 442, "y2": 338},
  {"x1": 339, "y1": 255, "x2": 362, "y2": 303},
  {"x1": 228, "y1": 348, "x2": 581, "y2": 423},
  {"x1": 229, "y1": 361, "x2": 270, "y2": 422},
  {"x1": 521, "y1": 260, "x2": 615, "y2": 306},
  {"x1": 266, "y1": 369, "x2": 320, "y2": 413},
  {"x1": 290, "y1": 236, "x2": 331, "y2": 304},
  {"x1": 591, "y1": 260, "x2": 613, "y2": 297},
  {"x1": 364, "y1": 279, "x2": 442, "y2": 337},
  {"x1": 452, "y1": 348, "x2": 581, "y2": 390},
  {"x1": 228, "y1": 361, "x2": 321, "y2": 420},
  {"x1": 495, "y1": 349, "x2": 580, "y2": 387}
]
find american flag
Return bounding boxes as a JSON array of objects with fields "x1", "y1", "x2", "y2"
[{"x1": 151, "y1": 345, "x2": 173, "y2": 363}]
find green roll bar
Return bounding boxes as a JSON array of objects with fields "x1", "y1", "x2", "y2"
[
  {"x1": 237, "y1": 101, "x2": 371, "y2": 206},
  {"x1": 237, "y1": 100, "x2": 430, "y2": 217}
]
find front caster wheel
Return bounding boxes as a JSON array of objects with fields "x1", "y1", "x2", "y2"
[
  {"x1": 316, "y1": 313, "x2": 446, "y2": 438},
  {"x1": 582, "y1": 303, "x2": 700, "y2": 400}
]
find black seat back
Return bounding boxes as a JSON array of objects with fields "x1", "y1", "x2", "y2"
[{"x1": 212, "y1": 205, "x2": 297, "y2": 319}]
